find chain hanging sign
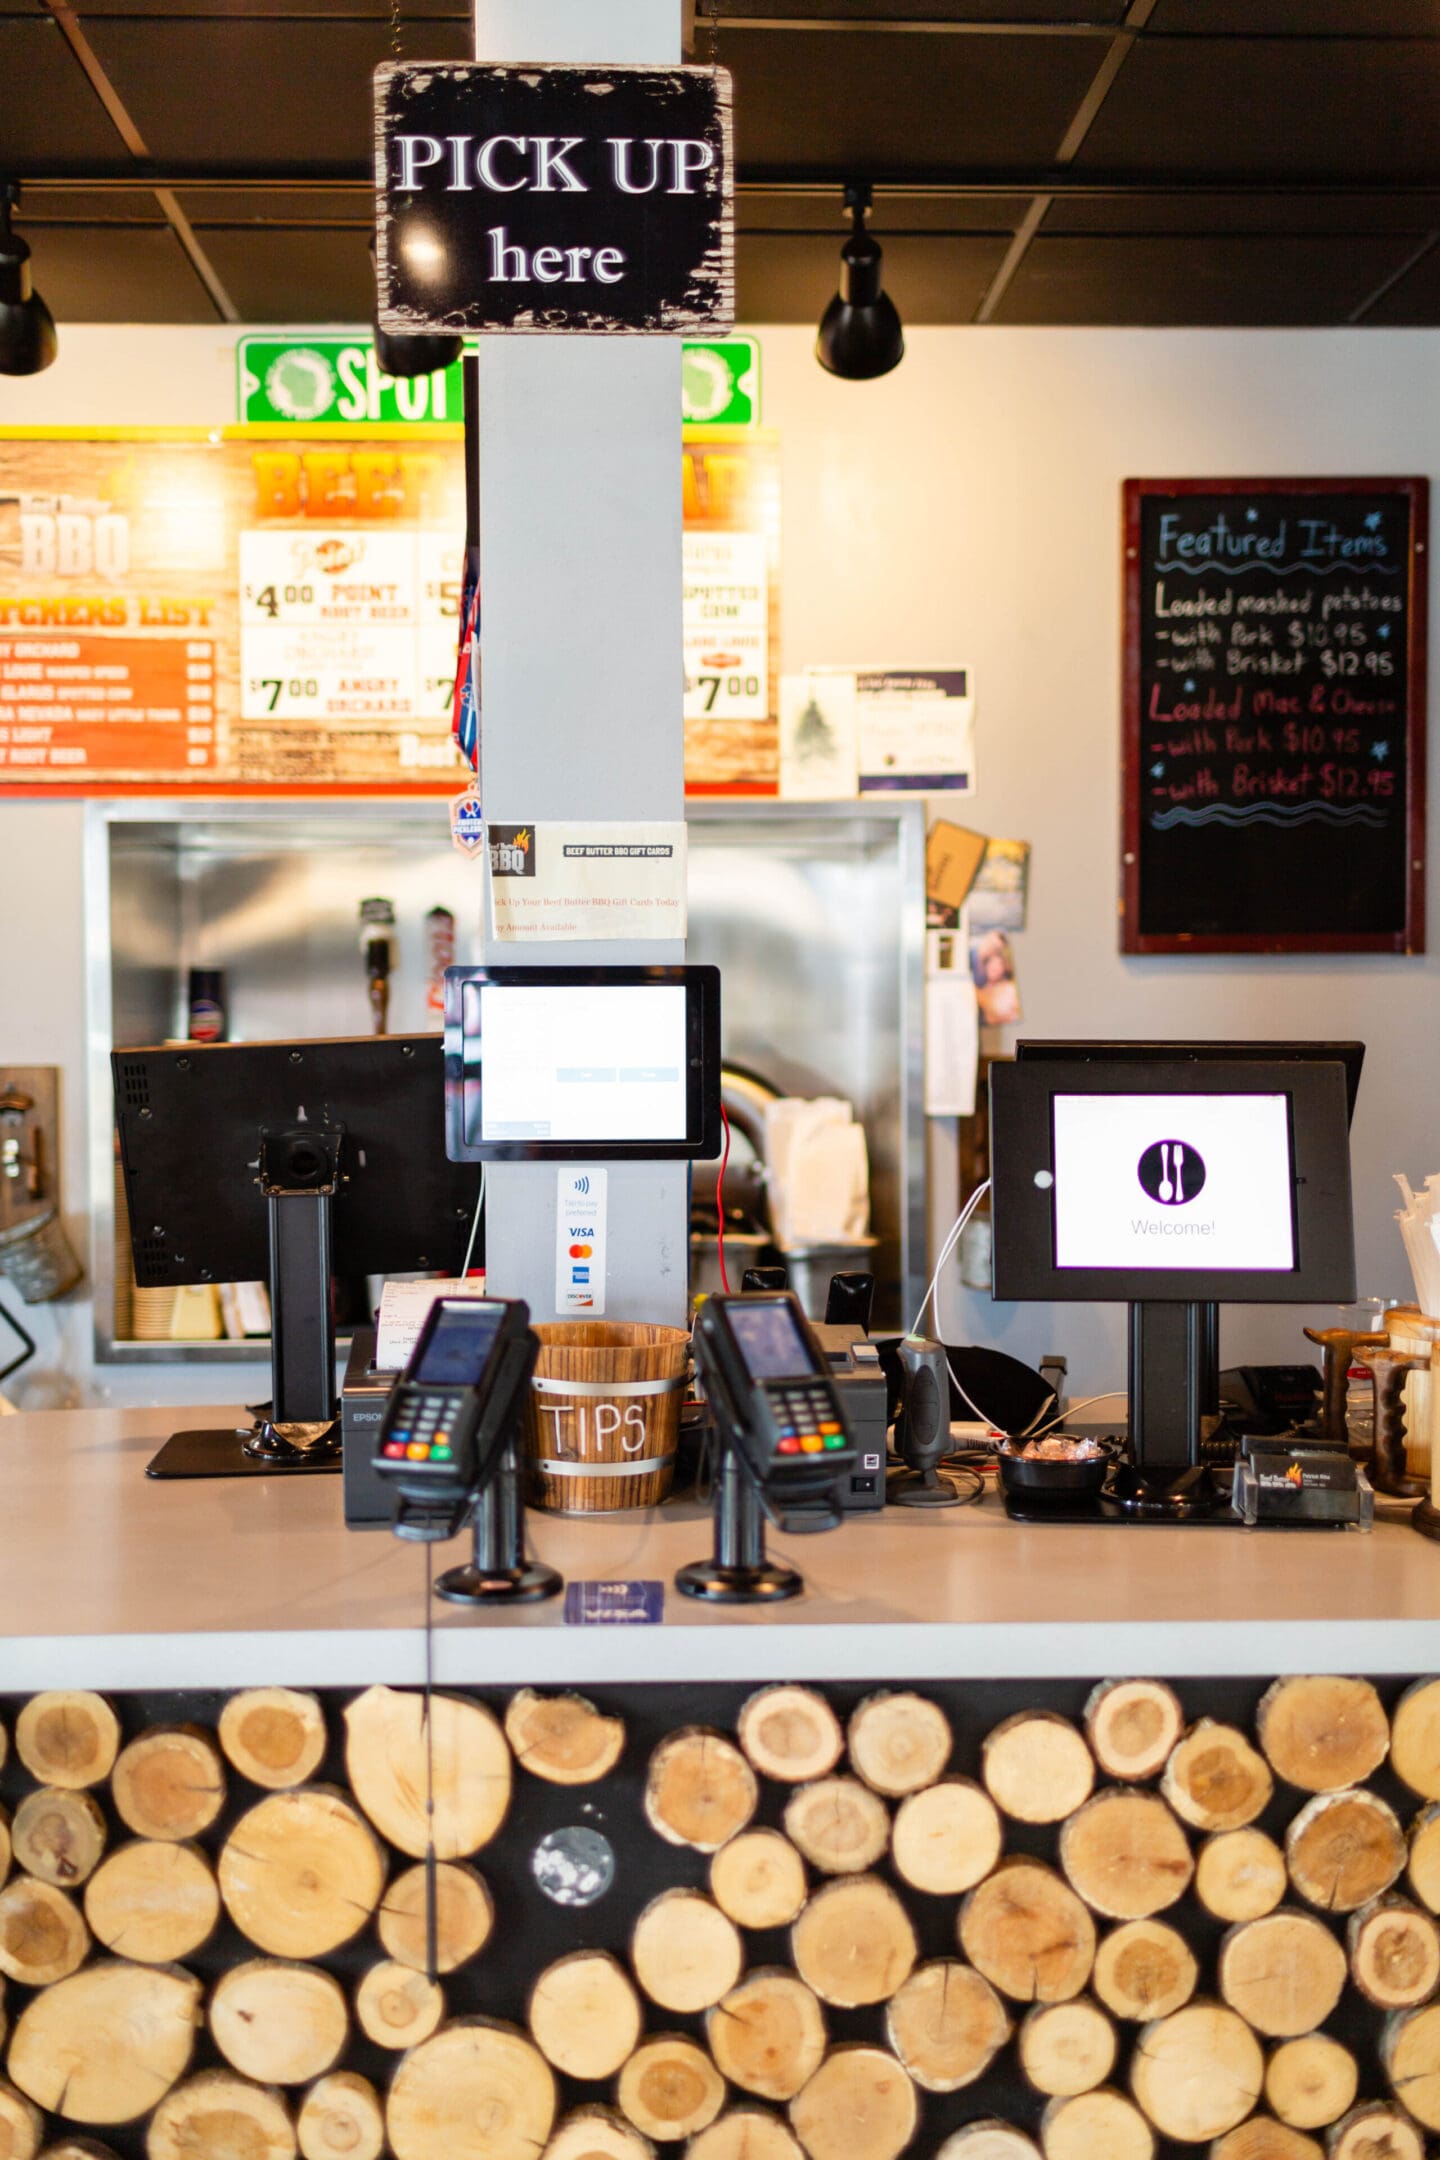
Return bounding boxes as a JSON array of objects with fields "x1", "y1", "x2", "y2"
[{"x1": 373, "y1": 62, "x2": 734, "y2": 336}]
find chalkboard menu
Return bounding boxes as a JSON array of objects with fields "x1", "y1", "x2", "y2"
[{"x1": 1122, "y1": 477, "x2": 1428, "y2": 953}]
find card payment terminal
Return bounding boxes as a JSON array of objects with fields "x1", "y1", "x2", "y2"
[
  {"x1": 693, "y1": 1292, "x2": 857, "y2": 1519},
  {"x1": 374, "y1": 1296, "x2": 537, "y2": 1541}
]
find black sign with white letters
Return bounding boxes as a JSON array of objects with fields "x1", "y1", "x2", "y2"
[{"x1": 374, "y1": 63, "x2": 734, "y2": 335}]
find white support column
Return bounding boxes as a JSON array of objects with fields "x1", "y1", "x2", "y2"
[{"x1": 475, "y1": 0, "x2": 690, "y2": 1324}]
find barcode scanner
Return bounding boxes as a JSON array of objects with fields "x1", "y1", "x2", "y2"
[{"x1": 891, "y1": 1335, "x2": 961, "y2": 1507}]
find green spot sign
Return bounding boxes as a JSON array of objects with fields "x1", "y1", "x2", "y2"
[
  {"x1": 237, "y1": 333, "x2": 761, "y2": 428},
  {"x1": 681, "y1": 336, "x2": 760, "y2": 427},
  {"x1": 237, "y1": 336, "x2": 463, "y2": 425}
]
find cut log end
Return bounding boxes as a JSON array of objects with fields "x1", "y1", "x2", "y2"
[
  {"x1": 354, "y1": 1961, "x2": 444, "y2": 2052},
  {"x1": 1286, "y1": 1789, "x2": 1405, "y2": 1914},
  {"x1": 1128, "y1": 2001, "x2": 1264, "y2": 2144},
  {"x1": 111, "y1": 1726, "x2": 226, "y2": 1844},
  {"x1": 788, "y1": 2045, "x2": 919, "y2": 2160},
  {"x1": 146, "y1": 2072, "x2": 295, "y2": 2160},
  {"x1": 504, "y1": 1690, "x2": 625, "y2": 1787},
  {"x1": 885, "y1": 1960, "x2": 1010, "y2": 2094},
  {"x1": 344, "y1": 1685, "x2": 511, "y2": 1861},
  {"x1": 528, "y1": 1951, "x2": 643, "y2": 2083},
  {"x1": 1217, "y1": 1910, "x2": 1347, "y2": 2038},
  {"x1": 218, "y1": 1787, "x2": 385, "y2": 1961},
  {"x1": 1348, "y1": 1895, "x2": 1440, "y2": 2008},
  {"x1": 1264, "y1": 2031, "x2": 1358, "y2": 2130},
  {"x1": 386, "y1": 2020, "x2": 556, "y2": 2160},
  {"x1": 11, "y1": 1790, "x2": 106, "y2": 1890},
  {"x1": 210, "y1": 1958, "x2": 349, "y2": 2086},
  {"x1": 542, "y1": 2107, "x2": 655, "y2": 2160},
  {"x1": 1195, "y1": 1829, "x2": 1288, "y2": 1924},
  {"x1": 0, "y1": 2079, "x2": 43, "y2": 2160},
  {"x1": 783, "y1": 1776, "x2": 890, "y2": 1876},
  {"x1": 934, "y1": 2123, "x2": 1042, "y2": 2159},
  {"x1": 960, "y1": 1860, "x2": 1096, "y2": 2006},
  {"x1": 0, "y1": 1878, "x2": 89, "y2": 1988},
  {"x1": 83, "y1": 1840, "x2": 219, "y2": 1965},
  {"x1": 1018, "y1": 1999, "x2": 1117, "y2": 2098},
  {"x1": 737, "y1": 1686, "x2": 844, "y2": 1785},
  {"x1": 892, "y1": 1779, "x2": 1003, "y2": 1898},
  {"x1": 1327, "y1": 2103, "x2": 1425, "y2": 2160},
  {"x1": 983, "y1": 1714, "x2": 1095, "y2": 1826},
  {"x1": 848, "y1": 1691, "x2": 953, "y2": 1797},
  {"x1": 1059, "y1": 1789, "x2": 1194, "y2": 1921},
  {"x1": 7, "y1": 1961, "x2": 202, "y2": 2126},
  {"x1": 686, "y1": 2111, "x2": 804, "y2": 2160},
  {"x1": 1040, "y1": 2088, "x2": 1154, "y2": 2160},
  {"x1": 1255, "y1": 1676, "x2": 1389, "y2": 1794},
  {"x1": 631, "y1": 1889, "x2": 743, "y2": 2014},
  {"x1": 616, "y1": 2035, "x2": 725, "y2": 2144},
  {"x1": 1084, "y1": 1680, "x2": 1184, "y2": 1785},
  {"x1": 792, "y1": 1874, "x2": 918, "y2": 2009},
  {"x1": 710, "y1": 1829, "x2": 808, "y2": 1929},
  {"x1": 218, "y1": 1688, "x2": 328, "y2": 1791},
  {"x1": 707, "y1": 1969, "x2": 826, "y2": 2102},
  {"x1": 1162, "y1": 1722, "x2": 1273, "y2": 1833},
  {"x1": 1208, "y1": 2122, "x2": 1323, "y2": 2160},
  {"x1": 1390, "y1": 1676, "x2": 1440, "y2": 1801},
  {"x1": 1092, "y1": 1920, "x2": 1197, "y2": 2023},
  {"x1": 644, "y1": 1728, "x2": 758, "y2": 1854},
  {"x1": 1380, "y1": 2001, "x2": 1440, "y2": 2129},
  {"x1": 377, "y1": 1859, "x2": 493, "y2": 1975},
  {"x1": 296, "y1": 2071, "x2": 384, "y2": 2160},
  {"x1": 14, "y1": 1694, "x2": 120, "y2": 1792}
]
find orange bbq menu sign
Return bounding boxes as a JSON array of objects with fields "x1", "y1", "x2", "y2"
[{"x1": 0, "y1": 428, "x2": 468, "y2": 793}]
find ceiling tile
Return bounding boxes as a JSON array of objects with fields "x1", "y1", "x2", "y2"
[
  {"x1": 81, "y1": 17, "x2": 471, "y2": 165},
  {"x1": 720, "y1": 0, "x2": 1125, "y2": 20},
  {"x1": 1075, "y1": 37, "x2": 1440, "y2": 181},
  {"x1": 1148, "y1": 1, "x2": 1440, "y2": 29},
  {"x1": 25, "y1": 224, "x2": 216, "y2": 322},
  {"x1": 722, "y1": 27, "x2": 1105, "y2": 172},
  {"x1": 740, "y1": 189, "x2": 1033, "y2": 231},
  {"x1": 197, "y1": 225, "x2": 376, "y2": 322},
  {"x1": 1362, "y1": 234, "x2": 1440, "y2": 323},
  {"x1": 68, "y1": 0, "x2": 466, "y2": 14},
  {"x1": 177, "y1": 187, "x2": 372, "y2": 226},
  {"x1": 738, "y1": 229, "x2": 1009, "y2": 322},
  {"x1": 0, "y1": 19, "x2": 131, "y2": 163},
  {"x1": 1045, "y1": 191, "x2": 1440, "y2": 235},
  {"x1": 992, "y1": 232, "x2": 1429, "y2": 325},
  {"x1": 21, "y1": 186, "x2": 167, "y2": 222}
]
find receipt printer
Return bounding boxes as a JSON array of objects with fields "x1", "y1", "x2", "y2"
[
  {"x1": 341, "y1": 1327, "x2": 400, "y2": 1529},
  {"x1": 811, "y1": 1322, "x2": 887, "y2": 1512}
]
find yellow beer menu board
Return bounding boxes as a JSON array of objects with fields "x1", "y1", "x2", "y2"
[{"x1": 0, "y1": 426, "x2": 779, "y2": 795}]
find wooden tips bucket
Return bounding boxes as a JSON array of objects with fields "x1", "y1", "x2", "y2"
[{"x1": 526, "y1": 1321, "x2": 691, "y2": 1513}]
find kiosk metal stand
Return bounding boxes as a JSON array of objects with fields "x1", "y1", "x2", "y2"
[
  {"x1": 436, "y1": 1436, "x2": 562, "y2": 1605},
  {"x1": 676, "y1": 1449, "x2": 803, "y2": 1605}
]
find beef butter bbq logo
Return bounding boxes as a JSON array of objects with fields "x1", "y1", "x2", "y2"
[{"x1": 374, "y1": 63, "x2": 734, "y2": 335}]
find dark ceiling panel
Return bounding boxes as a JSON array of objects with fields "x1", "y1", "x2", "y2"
[
  {"x1": 22, "y1": 186, "x2": 167, "y2": 222},
  {"x1": 177, "y1": 187, "x2": 371, "y2": 225},
  {"x1": 1364, "y1": 234, "x2": 1440, "y2": 323},
  {"x1": 741, "y1": 189, "x2": 1032, "y2": 231},
  {"x1": 1045, "y1": 192, "x2": 1440, "y2": 234},
  {"x1": 722, "y1": 27, "x2": 1103, "y2": 171},
  {"x1": 993, "y1": 232, "x2": 1433, "y2": 325},
  {"x1": 198, "y1": 225, "x2": 375, "y2": 322},
  {"x1": 1076, "y1": 37, "x2": 1440, "y2": 180},
  {"x1": 27, "y1": 224, "x2": 215, "y2": 320},
  {"x1": 67, "y1": 0, "x2": 465, "y2": 14},
  {"x1": 719, "y1": 1, "x2": 1125, "y2": 21},
  {"x1": 1148, "y1": 1, "x2": 1440, "y2": 31},
  {"x1": 81, "y1": 17, "x2": 471, "y2": 165},
  {"x1": 738, "y1": 229, "x2": 1009, "y2": 321},
  {"x1": 0, "y1": 19, "x2": 130, "y2": 163}
]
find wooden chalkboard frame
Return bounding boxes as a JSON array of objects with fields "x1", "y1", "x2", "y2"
[{"x1": 1121, "y1": 475, "x2": 1428, "y2": 955}]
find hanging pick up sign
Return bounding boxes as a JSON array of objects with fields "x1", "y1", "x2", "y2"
[{"x1": 374, "y1": 63, "x2": 734, "y2": 335}]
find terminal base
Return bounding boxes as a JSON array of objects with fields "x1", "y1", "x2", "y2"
[
  {"x1": 675, "y1": 1559, "x2": 802, "y2": 1604},
  {"x1": 435, "y1": 1559, "x2": 562, "y2": 1605}
]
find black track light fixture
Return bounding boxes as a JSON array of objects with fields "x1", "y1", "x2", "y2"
[
  {"x1": 370, "y1": 232, "x2": 462, "y2": 380},
  {"x1": 815, "y1": 180, "x2": 904, "y2": 382},
  {"x1": 0, "y1": 183, "x2": 57, "y2": 378}
]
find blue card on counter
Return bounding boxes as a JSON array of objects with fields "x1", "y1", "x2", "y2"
[{"x1": 565, "y1": 1579, "x2": 664, "y2": 1626}]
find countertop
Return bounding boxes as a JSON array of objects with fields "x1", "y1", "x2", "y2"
[{"x1": 1, "y1": 1405, "x2": 1438, "y2": 1688}]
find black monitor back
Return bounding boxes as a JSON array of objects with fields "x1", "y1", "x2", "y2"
[
  {"x1": 113, "y1": 1035, "x2": 479, "y2": 1289},
  {"x1": 1015, "y1": 1039, "x2": 1364, "y2": 1126}
]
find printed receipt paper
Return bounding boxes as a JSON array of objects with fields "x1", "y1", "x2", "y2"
[{"x1": 487, "y1": 821, "x2": 687, "y2": 942}]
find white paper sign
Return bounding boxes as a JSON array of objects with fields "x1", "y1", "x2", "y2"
[
  {"x1": 488, "y1": 821, "x2": 687, "y2": 942},
  {"x1": 849, "y1": 667, "x2": 975, "y2": 794},
  {"x1": 924, "y1": 909, "x2": 979, "y2": 1116},
  {"x1": 556, "y1": 1167, "x2": 608, "y2": 1316},
  {"x1": 779, "y1": 672, "x2": 859, "y2": 800},
  {"x1": 375, "y1": 1274, "x2": 489, "y2": 1373},
  {"x1": 683, "y1": 530, "x2": 769, "y2": 720}
]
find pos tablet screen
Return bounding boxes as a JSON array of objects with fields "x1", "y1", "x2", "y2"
[{"x1": 444, "y1": 965, "x2": 722, "y2": 1162}]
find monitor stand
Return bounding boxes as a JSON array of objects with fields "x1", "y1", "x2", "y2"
[
  {"x1": 1110, "y1": 1299, "x2": 1226, "y2": 1518},
  {"x1": 147, "y1": 1125, "x2": 344, "y2": 1480}
]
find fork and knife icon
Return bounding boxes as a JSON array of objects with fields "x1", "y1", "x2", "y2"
[{"x1": 1157, "y1": 1141, "x2": 1186, "y2": 1205}]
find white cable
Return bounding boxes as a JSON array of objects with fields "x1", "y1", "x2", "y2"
[
  {"x1": 1016, "y1": 1390, "x2": 1129, "y2": 1443},
  {"x1": 908, "y1": 1178, "x2": 989, "y2": 1341},
  {"x1": 459, "y1": 1164, "x2": 486, "y2": 1279}
]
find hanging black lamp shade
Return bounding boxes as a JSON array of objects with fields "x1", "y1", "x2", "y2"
[
  {"x1": 815, "y1": 181, "x2": 903, "y2": 381},
  {"x1": 0, "y1": 186, "x2": 57, "y2": 377},
  {"x1": 370, "y1": 233, "x2": 462, "y2": 380}
]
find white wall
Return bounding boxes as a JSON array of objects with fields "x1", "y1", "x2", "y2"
[{"x1": 2, "y1": 325, "x2": 1437, "y2": 1403}]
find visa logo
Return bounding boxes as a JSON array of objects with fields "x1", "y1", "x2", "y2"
[{"x1": 567, "y1": 1222, "x2": 596, "y2": 1238}]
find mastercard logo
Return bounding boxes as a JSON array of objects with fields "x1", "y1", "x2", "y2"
[{"x1": 569, "y1": 1243, "x2": 592, "y2": 1258}]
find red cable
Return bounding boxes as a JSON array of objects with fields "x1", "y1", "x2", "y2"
[{"x1": 716, "y1": 1102, "x2": 732, "y2": 1296}]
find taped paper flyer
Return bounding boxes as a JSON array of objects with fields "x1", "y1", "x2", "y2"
[{"x1": 487, "y1": 822, "x2": 687, "y2": 942}]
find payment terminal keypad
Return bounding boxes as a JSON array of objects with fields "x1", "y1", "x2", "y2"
[
  {"x1": 381, "y1": 1385, "x2": 464, "y2": 1467},
  {"x1": 770, "y1": 1383, "x2": 848, "y2": 1458}
]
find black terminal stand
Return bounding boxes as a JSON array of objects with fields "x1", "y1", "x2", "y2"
[
  {"x1": 147, "y1": 1123, "x2": 345, "y2": 1479},
  {"x1": 1110, "y1": 1299, "x2": 1224, "y2": 1517},
  {"x1": 434, "y1": 1435, "x2": 561, "y2": 1606},
  {"x1": 675, "y1": 1448, "x2": 805, "y2": 1605}
]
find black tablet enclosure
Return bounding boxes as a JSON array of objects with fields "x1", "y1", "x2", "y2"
[
  {"x1": 1122, "y1": 477, "x2": 1428, "y2": 954},
  {"x1": 444, "y1": 964, "x2": 722, "y2": 1163}
]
